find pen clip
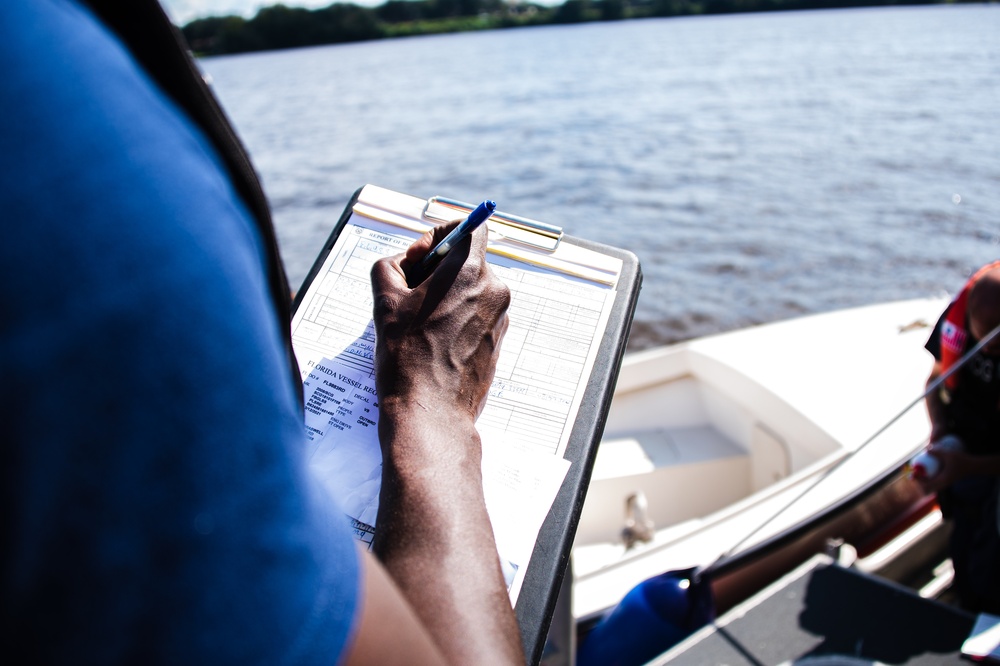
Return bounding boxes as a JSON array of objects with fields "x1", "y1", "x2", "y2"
[{"x1": 425, "y1": 196, "x2": 563, "y2": 252}]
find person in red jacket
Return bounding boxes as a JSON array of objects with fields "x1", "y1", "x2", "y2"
[{"x1": 921, "y1": 263, "x2": 1000, "y2": 614}]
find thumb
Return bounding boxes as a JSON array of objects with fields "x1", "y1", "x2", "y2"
[{"x1": 371, "y1": 252, "x2": 409, "y2": 295}]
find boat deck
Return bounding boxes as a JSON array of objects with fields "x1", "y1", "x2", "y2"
[
  {"x1": 652, "y1": 553, "x2": 976, "y2": 665},
  {"x1": 577, "y1": 426, "x2": 749, "y2": 545}
]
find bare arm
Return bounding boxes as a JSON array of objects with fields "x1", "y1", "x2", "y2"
[
  {"x1": 919, "y1": 448, "x2": 1000, "y2": 494},
  {"x1": 346, "y1": 220, "x2": 522, "y2": 665},
  {"x1": 920, "y1": 361, "x2": 1000, "y2": 493},
  {"x1": 925, "y1": 361, "x2": 950, "y2": 443}
]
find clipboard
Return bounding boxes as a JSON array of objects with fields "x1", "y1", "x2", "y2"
[{"x1": 291, "y1": 184, "x2": 642, "y2": 664}]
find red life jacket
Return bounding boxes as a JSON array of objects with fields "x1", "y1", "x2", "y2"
[{"x1": 941, "y1": 261, "x2": 1000, "y2": 391}]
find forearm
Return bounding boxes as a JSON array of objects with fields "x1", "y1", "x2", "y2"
[
  {"x1": 373, "y1": 402, "x2": 523, "y2": 666},
  {"x1": 367, "y1": 221, "x2": 520, "y2": 663},
  {"x1": 920, "y1": 448, "x2": 1000, "y2": 494},
  {"x1": 925, "y1": 366, "x2": 950, "y2": 440}
]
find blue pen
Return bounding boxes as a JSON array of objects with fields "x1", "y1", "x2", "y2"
[{"x1": 407, "y1": 199, "x2": 497, "y2": 287}]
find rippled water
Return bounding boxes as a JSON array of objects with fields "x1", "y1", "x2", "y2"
[{"x1": 202, "y1": 4, "x2": 1000, "y2": 350}]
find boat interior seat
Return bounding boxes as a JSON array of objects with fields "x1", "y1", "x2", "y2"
[{"x1": 575, "y1": 426, "x2": 751, "y2": 546}]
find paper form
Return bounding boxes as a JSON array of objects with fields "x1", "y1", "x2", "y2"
[
  {"x1": 291, "y1": 198, "x2": 620, "y2": 604},
  {"x1": 480, "y1": 262, "x2": 614, "y2": 457},
  {"x1": 302, "y1": 359, "x2": 382, "y2": 536},
  {"x1": 482, "y1": 441, "x2": 572, "y2": 601}
]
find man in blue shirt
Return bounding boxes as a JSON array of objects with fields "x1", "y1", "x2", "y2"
[{"x1": 0, "y1": 1, "x2": 521, "y2": 662}]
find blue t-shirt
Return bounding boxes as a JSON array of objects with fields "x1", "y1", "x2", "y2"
[{"x1": 0, "y1": 1, "x2": 360, "y2": 662}]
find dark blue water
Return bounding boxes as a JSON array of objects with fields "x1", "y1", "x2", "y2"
[{"x1": 202, "y1": 4, "x2": 1000, "y2": 350}]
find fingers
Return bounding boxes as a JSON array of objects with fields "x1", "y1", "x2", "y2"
[
  {"x1": 402, "y1": 221, "x2": 454, "y2": 268},
  {"x1": 370, "y1": 253, "x2": 407, "y2": 324},
  {"x1": 915, "y1": 449, "x2": 967, "y2": 495},
  {"x1": 372, "y1": 221, "x2": 465, "y2": 304},
  {"x1": 375, "y1": 220, "x2": 494, "y2": 300},
  {"x1": 371, "y1": 252, "x2": 405, "y2": 291},
  {"x1": 427, "y1": 222, "x2": 490, "y2": 291},
  {"x1": 370, "y1": 215, "x2": 510, "y2": 418},
  {"x1": 401, "y1": 218, "x2": 475, "y2": 270}
]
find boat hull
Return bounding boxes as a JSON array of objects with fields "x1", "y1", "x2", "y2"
[
  {"x1": 709, "y1": 466, "x2": 932, "y2": 613},
  {"x1": 572, "y1": 298, "x2": 947, "y2": 630}
]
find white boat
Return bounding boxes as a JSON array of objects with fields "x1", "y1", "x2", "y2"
[{"x1": 570, "y1": 297, "x2": 948, "y2": 635}]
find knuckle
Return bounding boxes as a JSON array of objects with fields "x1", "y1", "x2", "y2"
[
  {"x1": 372, "y1": 293, "x2": 397, "y2": 319},
  {"x1": 489, "y1": 280, "x2": 511, "y2": 311},
  {"x1": 499, "y1": 282, "x2": 511, "y2": 308},
  {"x1": 370, "y1": 257, "x2": 390, "y2": 283}
]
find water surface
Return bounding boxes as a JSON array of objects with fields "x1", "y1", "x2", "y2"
[{"x1": 202, "y1": 4, "x2": 1000, "y2": 350}]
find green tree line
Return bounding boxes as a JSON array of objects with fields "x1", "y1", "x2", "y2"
[{"x1": 181, "y1": 0, "x2": 974, "y2": 56}]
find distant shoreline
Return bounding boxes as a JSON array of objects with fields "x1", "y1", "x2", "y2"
[{"x1": 182, "y1": 1, "x2": 983, "y2": 56}]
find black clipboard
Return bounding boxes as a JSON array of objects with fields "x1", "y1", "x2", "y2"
[{"x1": 292, "y1": 185, "x2": 642, "y2": 664}]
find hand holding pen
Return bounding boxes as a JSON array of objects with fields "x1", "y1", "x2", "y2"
[
  {"x1": 405, "y1": 200, "x2": 497, "y2": 288},
  {"x1": 371, "y1": 197, "x2": 511, "y2": 421},
  {"x1": 368, "y1": 209, "x2": 518, "y2": 663}
]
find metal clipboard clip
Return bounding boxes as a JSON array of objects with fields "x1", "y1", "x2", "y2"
[{"x1": 424, "y1": 196, "x2": 563, "y2": 252}]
